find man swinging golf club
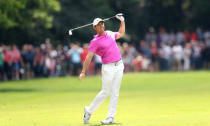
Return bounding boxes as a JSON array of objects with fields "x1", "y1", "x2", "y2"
[{"x1": 79, "y1": 13, "x2": 125, "y2": 124}]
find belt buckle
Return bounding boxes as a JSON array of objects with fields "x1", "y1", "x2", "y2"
[
  {"x1": 115, "y1": 62, "x2": 117, "y2": 66},
  {"x1": 115, "y1": 61, "x2": 119, "y2": 66}
]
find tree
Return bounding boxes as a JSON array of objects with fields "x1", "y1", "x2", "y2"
[
  {"x1": 0, "y1": 0, "x2": 60, "y2": 45},
  {"x1": 0, "y1": 0, "x2": 60, "y2": 29}
]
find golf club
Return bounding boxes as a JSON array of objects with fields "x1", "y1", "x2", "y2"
[{"x1": 68, "y1": 13, "x2": 123, "y2": 36}]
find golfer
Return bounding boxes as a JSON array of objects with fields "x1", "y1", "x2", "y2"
[{"x1": 79, "y1": 14, "x2": 125, "y2": 124}]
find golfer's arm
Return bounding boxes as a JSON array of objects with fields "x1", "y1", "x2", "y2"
[
  {"x1": 116, "y1": 21, "x2": 125, "y2": 39},
  {"x1": 81, "y1": 52, "x2": 94, "y2": 74}
]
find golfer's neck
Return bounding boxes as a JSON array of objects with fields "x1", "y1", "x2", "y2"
[{"x1": 97, "y1": 30, "x2": 105, "y2": 35}]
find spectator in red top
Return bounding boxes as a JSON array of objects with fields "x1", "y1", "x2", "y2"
[
  {"x1": 184, "y1": 29, "x2": 191, "y2": 42},
  {"x1": 81, "y1": 43, "x2": 89, "y2": 63},
  {"x1": 11, "y1": 45, "x2": 21, "y2": 80},
  {"x1": 191, "y1": 32, "x2": 197, "y2": 41}
]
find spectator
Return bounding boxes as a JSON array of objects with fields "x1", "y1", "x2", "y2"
[
  {"x1": 168, "y1": 30, "x2": 176, "y2": 45},
  {"x1": 21, "y1": 44, "x2": 28, "y2": 79},
  {"x1": 68, "y1": 43, "x2": 82, "y2": 76},
  {"x1": 45, "y1": 38, "x2": 52, "y2": 50},
  {"x1": 34, "y1": 47, "x2": 44, "y2": 77},
  {"x1": 40, "y1": 43, "x2": 47, "y2": 56},
  {"x1": 50, "y1": 56, "x2": 56, "y2": 77},
  {"x1": 191, "y1": 32, "x2": 197, "y2": 41},
  {"x1": 145, "y1": 27, "x2": 157, "y2": 43},
  {"x1": 56, "y1": 44, "x2": 63, "y2": 57},
  {"x1": 60, "y1": 46, "x2": 69, "y2": 76},
  {"x1": 205, "y1": 36, "x2": 210, "y2": 47},
  {"x1": 25, "y1": 44, "x2": 35, "y2": 79},
  {"x1": 184, "y1": 29, "x2": 191, "y2": 42},
  {"x1": 122, "y1": 42, "x2": 131, "y2": 72},
  {"x1": 3, "y1": 46, "x2": 12, "y2": 80},
  {"x1": 49, "y1": 47, "x2": 57, "y2": 76},
  {"x1": 11, "y1": 45, "x2": 21, "y2": 80},
  {"x1": 172, "y1": 42, "x2": 183, "y2": 71},
  {"x1": 132, "y1": 53, "x2": 142, "y2": 72},
  {"x1": 158, "y1": 45, "x2": 166, "y2": 71},
  {"x1": 196, "y1": 28, "x2": 203, "y2": 41},
  {"x1": 202, "y1": 43, "x2": 210, "y2": 69},
  {"x1": 204, "y1": 30, "x2": 210, "y2": 42},
  {"x1": 177, "y1": 30, "x2": 185, "y2": 44},
  {"x1": 159, "y1": 28, "x2": 169, "y2": 44},
  {"x1": 132, "y1": 53, "x2": 150, "y2": 72},
  {"x1": 138, "y1": 40, "x2": 151, "y2": 60},
  {"x1": 43, "y1": 53, "x2": 51, "y2": 77},
  {"x1": 160, "y1": 44, "x2": 172, "y2": 71},
  {"x1": 191, "y1": 42, "x2": 201, "y2": 69},
  {"x1": 128, "y1": 43, "x2": 137, "y2": 72},
  {"x1": 0, "y1": 46, "x2": 4, "y2": 81},
  {"x1": 150, "y1": 41, "x2": 159, "y2": 71},
  {"x1": 54, "y1": 45, "x2": 63, "y2": 76},
  {"x1": 81, "y1": 43, "x2": 89, "y2": 63},
  {"x1": 183, "y1": 43, "x2": 192, "y2": 70}
]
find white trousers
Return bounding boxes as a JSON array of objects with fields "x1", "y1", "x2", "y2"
[{"x1": 87, "y1": 60, "x2": 124, "y2": 118}]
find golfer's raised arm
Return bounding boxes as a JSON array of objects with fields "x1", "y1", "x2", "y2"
[
  {"x1": 116, "y1": 14, "x2": 125, "y2": 39},
  {"x1": 79, "y1": 52, "x2": 94, "y2": 81}
]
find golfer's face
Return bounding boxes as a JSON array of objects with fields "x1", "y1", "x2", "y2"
[{"x1": 94, "y1": 21, "x2": 104, "y2": 32}]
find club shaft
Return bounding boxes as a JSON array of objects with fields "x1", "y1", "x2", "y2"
[
  {"x1": 103, "y1": 16, "x2": 115, "y2": 21},
  {"x1": 71, "y1": 23, "x2": 93, "y2": 31},
  {"x1": 70, "y1": 16, "x2": 116, "y2": 31}
]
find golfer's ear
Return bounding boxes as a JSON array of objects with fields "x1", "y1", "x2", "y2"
[{"x1": 93, "y1": 26, "x2": 97, "y2": 30}]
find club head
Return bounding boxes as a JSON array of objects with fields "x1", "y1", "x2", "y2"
[{"x1": 69, "y1": 30, "x2": 73, "y2": 36}]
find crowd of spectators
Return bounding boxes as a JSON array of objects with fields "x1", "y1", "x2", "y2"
[
  {"x1": 0, "y1": 27, "x2": 210, "y2": 81},
  {"x1": 123, "y1": 27, "x2": 210, "y2": 72}
]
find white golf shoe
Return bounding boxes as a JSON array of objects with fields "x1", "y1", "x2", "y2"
[
  {"x1": 83, "y1": 107, "x2": 91, "y2": 124},
  {"x1": 101, "y1": 117, "x2": 114, "y2": 124}
]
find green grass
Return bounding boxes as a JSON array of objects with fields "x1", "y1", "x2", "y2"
[{"x1": 0, "y1": 71, "x2": 210, "y2": 126}]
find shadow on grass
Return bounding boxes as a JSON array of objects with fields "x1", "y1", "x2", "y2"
[
  {"x1": 0, "y1": 88, "x2": 38, "y2": 93},
  {"x1": 89, "y1": 123, "x2": 122, "y2": 126}
]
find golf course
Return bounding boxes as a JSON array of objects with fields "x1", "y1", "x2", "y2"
[{"x1": 0, "y1": 71, "x2": 210, "y2": 126}]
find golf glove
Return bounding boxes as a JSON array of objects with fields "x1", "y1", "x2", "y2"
[{"x1": 115, "y1": 14, "x2": 124, "y2": 21}]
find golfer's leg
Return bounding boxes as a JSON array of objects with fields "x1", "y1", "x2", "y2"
[
  {"x1": 108, "y1": 67, "x2": 124, "y2": 117},
  {"x1": 88, "y1": 65, "x2": 113, "y2": 114}
]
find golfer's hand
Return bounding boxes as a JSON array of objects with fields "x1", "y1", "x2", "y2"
[
  {"x1": 116, "y1": 14, "x2": 124, "y2": 21},
  {"x1": 79, "y1": 73, "x2": 86, "y2": 82}
]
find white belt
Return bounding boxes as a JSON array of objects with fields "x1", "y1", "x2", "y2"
[{"x1": 104, "y1": 59, "x2": 122, "y2": 66}]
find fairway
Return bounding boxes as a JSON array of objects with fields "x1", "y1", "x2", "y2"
[{"x1": 0, "y1": 71, "x2": 210, "y2": 126}]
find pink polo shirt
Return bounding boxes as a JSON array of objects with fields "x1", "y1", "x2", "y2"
[{"x1": 89, "y1": 31, "x2": 121, "y2": 64}]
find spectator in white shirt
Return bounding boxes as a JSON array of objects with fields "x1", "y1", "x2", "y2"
[{"x1": 172, "y1": 43, "x2": 183, "y2": 71}]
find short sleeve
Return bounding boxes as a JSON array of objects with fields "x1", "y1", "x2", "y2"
[
  {"x1": 106, "y1": 30, "x2": 118, "y2": 40},
  {"x1": 88, "y1": 40, "x2": 97, "y2": 53}
]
